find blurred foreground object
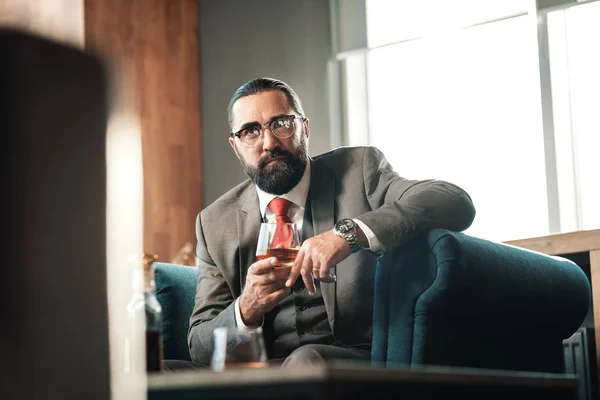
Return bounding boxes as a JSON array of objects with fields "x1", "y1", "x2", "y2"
[
  {"x1": 211, "y1": 327, "x2": 267, "y2": 372},
  {"x1": 125, "y1": 254, "x2": 164, "y2": 374},
  {"x1": 0, "y1": 28, "x2": 110, "y2": 400}
]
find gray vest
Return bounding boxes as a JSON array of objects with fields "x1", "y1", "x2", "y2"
[{"x1": 262, "y1": 194, "x2": 335, "y2": 359}]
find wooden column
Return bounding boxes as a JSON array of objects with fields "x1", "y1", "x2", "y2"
[{"x1": 84, "y1": 0, "x2": 202, "y2": 262}]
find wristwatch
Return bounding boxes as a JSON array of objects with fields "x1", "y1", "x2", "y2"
[{"x1": 333, "y1": 218, "x2": 361, "y2": 253}]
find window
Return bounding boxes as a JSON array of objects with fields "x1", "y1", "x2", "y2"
[
  {"x1": 366, "y1": 0, "x2": 528, "y2": 47},
  {"x1": 547, "y1": 1, "x2": 600, "y2": 231},
  {"x1": 341, "y1": 0, "x2": 600, "y2": 241}
]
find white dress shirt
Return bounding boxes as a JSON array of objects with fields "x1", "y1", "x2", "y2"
[{"x1": 234, "y1": 162, "x2": 381, "y2": 329}]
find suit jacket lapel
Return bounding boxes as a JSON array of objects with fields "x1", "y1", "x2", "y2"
[
  {"x1": 238, "y1": 186, "x2": 262, "y2": 293},
  {"x1": 310, "y1": 160, "x2": 337, "y2": 332}
]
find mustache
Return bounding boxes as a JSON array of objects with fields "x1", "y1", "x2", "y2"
[{"x1": 257, "y1": 149, "x2": 293, "y2": 169}]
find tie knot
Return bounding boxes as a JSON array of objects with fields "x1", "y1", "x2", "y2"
[{"x1": 268, "y1": 198, "x2": 292, "y2": 222}]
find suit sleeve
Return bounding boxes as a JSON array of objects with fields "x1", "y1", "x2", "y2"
[
  {"x1": 356, "y1": 146, "x2": 476, "y2": 253},
  {"x1": 187, "y1": 213, "x2": 238, "y2": 366}
]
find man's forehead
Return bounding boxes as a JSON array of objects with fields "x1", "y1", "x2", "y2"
[{"x1": 232, "y1": 90, "x2": 292, "y2": 127}]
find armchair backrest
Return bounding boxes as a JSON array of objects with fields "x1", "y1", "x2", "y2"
[{"x1": 154, "y1": 262, "x2": 199, "y2": 361}]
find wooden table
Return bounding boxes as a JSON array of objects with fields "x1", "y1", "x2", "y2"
[
  {"x1": 505, "y1": 229, "x2": 600, "y2": 386},
  {"x1": 148, "y1": 363, "x2": 578, "y2": 399}
]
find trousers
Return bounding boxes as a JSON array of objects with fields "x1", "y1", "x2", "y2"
[{"x1": 162, "y1": 344, "x2": 370, "y2": 371}]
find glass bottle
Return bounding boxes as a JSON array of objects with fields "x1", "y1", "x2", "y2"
[{"x1": 124, "y1": 253, "x2": 163, "y2": 373}]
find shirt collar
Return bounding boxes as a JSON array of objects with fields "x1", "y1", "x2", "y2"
[{"x1": 257, "y1": 161, "x2": 311, "y2": 218}]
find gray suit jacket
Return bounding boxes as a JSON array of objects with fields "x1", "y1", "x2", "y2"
[{"x1": 188, "y1": 146, "x2": 475, "y2": 365}]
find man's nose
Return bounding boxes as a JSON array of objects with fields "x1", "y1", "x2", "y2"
[{"x1": 261, "y1": 127, "x2": 280, "y2": 150}]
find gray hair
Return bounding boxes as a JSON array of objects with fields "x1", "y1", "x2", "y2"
[{"x1": 227, "y1": 77, "x2": 305, "y2": 132}]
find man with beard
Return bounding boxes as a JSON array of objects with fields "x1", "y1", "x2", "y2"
[{"x1": 187, "y1": 77, "x2": 476, "y2": 367}]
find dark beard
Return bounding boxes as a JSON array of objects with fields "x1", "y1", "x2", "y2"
[{"x1": 241, "y1": 140, "x2": 308, "y2": 195}]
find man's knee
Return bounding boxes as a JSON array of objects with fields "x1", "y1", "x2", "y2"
[{"x1": 281, "y1": 345, "x2": 326, "y2": 368}]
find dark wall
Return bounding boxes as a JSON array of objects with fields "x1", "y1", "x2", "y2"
[{"x1": 199, "y1": 0, "x2": 333, "y2": 206}]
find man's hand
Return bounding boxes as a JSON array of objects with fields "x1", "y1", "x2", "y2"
[
  {"x1": 286, "y1": 230, "x2": 352, "y2": 295},
  {"x1": 239, "y1": 257, "x2": 291, "y2": 326}
]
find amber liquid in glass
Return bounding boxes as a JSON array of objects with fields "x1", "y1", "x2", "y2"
[
  {"x1": 224, "y1": 361, "x2": 269, "y2": 369},
  {"x1": 256, "y1": 248, "x2": 299, "y2": 266}
]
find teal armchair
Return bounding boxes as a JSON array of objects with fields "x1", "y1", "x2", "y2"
[
  {"x1": 372, "y1": 229, "x2": 590, "y2": 373},
  {"x1": 154, "y1": 229, "x2": 590, "y2": 372},
  {"x1": 154, "y1": 263, "x2": 199, "y2": 362}
]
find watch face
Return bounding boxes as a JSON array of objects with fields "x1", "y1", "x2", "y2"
[{"x1": 336, "y1": 219, "x2": 355, "y2": 234}]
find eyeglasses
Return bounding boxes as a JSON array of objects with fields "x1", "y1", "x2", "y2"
[{"x1": 231, "y1": 115, "x2": 306, "y2": 148}]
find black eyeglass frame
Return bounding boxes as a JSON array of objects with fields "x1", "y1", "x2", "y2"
[{"x1": 230, "y1": 114, "x2": 307, "y2": 148}]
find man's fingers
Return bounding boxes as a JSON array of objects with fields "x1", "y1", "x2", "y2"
[
  {"x1": 250, "y1": 257, "x2": 279, "y2": 275},
  {"x1": 312, "y1": 258, "x2": 336, "y2": 283},
  {"x1": 272, "y1": 266, "x2": 292, "y2": 282},
  {"x1": 318, "y1": 274, "x2": 337, "y2": 283},
  {"x1": 300, "y1": 261, "x2": 316, "y2": 295},
  {"x1": 311, "y1": 258, "x2": 323, "y2": 280},
  {"x1": 263, "y1": 281, "x2": 287, "y2": 293},
  {"x1": 262, "y1": 269, "x2": 292, "y2": 287},
  {"x1": 249, "y1": 267, "x2": 290, "y2": 294},
  {"x1": 286, "y1": 250, "x2": 304, "y2": 287}
]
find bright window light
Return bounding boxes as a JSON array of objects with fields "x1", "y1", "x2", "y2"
[
  {"x1": 366, "y1": 15, "x2": 548, "y2": 242},
  {"x1": 548, "y1": 1, "x2": 600, "y2": 231},
  {"x1": 366, "y1": 0, "x2": 529, "y2": 47}
]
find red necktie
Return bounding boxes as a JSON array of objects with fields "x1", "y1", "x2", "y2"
[{"x1": 268, "y1": 198, "x2": 293, "y2": 248}]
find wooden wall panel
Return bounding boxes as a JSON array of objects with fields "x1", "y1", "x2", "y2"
[
  {"x1": 84, "y1": 0, "x2": 202, "y2": 262},
  {"x1": 0, "y1": 0, "x2": 84, "y2": 46}
]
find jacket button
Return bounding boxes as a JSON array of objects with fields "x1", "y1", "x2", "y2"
[{"x1": 297, "y1": 304, "x2": 306, "y2": 311}]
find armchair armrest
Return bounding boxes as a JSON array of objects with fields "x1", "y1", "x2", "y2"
[{"x1": 372, "y1": 229, "x2": 591, "y2": 373}]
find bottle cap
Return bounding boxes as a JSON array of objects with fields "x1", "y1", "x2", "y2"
[{"x1": 129, "y1": 253, "x2": 159, "y2": 290}]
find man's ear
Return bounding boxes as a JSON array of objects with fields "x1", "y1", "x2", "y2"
[
  {"x1": 229, "y1": 137, "x2": 240, "y2": 159},
  {"x1": 303, "y1": 118, "x2": 310, "y2": 139}
]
